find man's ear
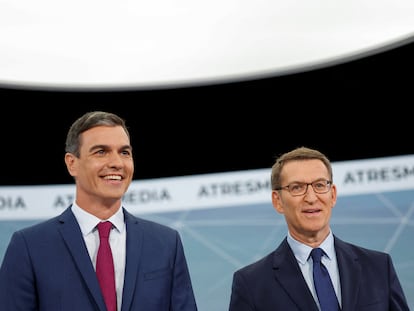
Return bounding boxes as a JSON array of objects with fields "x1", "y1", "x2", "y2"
[
  {"x1": 272, "y1": 190, "x2": 284, "y2": 214},
  {"x1": 64, "y1": 153, "x2": 77, "y2": 177}
]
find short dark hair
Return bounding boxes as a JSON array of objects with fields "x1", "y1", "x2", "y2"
[{"x1": 65, "y1": 111, "x2": 129, "y2": 157}]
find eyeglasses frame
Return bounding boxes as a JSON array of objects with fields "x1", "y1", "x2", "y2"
[{"x1": 275, "y1": 179, "x2": 333, "y2": 197}]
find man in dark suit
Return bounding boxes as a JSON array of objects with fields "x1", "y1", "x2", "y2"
[
  {"x1": 228, "y1": 146, "x2": 409, "y2": 311},
  {"x1": 0, "y1": 111, "x2": 198, "y2": 311}
]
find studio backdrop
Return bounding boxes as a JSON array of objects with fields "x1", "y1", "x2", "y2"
[{"x1": 1, "y1": 154, "x2": 413, "y2": 310}]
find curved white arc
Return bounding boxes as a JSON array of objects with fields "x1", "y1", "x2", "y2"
[{"x1": 0, "y1": 0, "x2": 414, "y2": 89}]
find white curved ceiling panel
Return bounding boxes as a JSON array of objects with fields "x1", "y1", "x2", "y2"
[{"x1": 0, "y1": 0, "x2": 414, "y2": 89}]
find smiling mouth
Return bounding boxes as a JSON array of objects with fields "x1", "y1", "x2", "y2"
[{"x1": 103, "y1": 175, "x2": 122, "y2": 181}]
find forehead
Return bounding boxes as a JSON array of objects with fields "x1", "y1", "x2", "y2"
[
  {"x1": 281, "y1": 159, "x2": 329, "y2": 181},
  {"x1": 81, "y1": 125, "x2": 130, "y2": 146}
]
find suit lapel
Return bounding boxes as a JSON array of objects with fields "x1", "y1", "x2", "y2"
[
  {"x1": 120, "y1": 210, "x2": 144, "y2": 311},
  {"x1": 58, "y1": 207, "x2": 107, "y2": 311},
  {"x1": 272, "y1": 239, "x2": 319, "y2": 311},
  {"x1": 334, "y1": 237, "x2": 361, "y2": 311}
]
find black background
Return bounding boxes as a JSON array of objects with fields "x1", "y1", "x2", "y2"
[{"x1": 1, "y1": 39, "x2": 413, "y2": 186}]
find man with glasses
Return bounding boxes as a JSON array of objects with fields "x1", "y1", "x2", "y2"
[{"x1": 228, "y1": 146, "x2": 409, "y2": 311}]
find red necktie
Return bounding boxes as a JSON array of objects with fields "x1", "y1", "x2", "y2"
[{"x1": 96, "y1": 221, "x2": 117, "y2": 311}]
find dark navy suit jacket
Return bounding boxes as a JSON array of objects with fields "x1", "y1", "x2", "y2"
[
  {"x1": 229, "y1": 236, "x2": 409, "y2": 311},
  {"x1": 0, "y1": 207, "x2": 198, "y2": 311}
]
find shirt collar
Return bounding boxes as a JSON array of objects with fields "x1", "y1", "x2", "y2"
[
  {"x1": 71, "y1": 202, "x2": 125, "y2": 236},
  {"x1": 287, "y1": 230, "x2": 335, "y2": 265}
]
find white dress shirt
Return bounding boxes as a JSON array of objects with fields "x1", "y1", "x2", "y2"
[
  {"x1": 287, "y1": 230, "x2": 342, "y2": 310},
  {"x1": 71, "y1": 202, "x2": 126, "y2": 311}
]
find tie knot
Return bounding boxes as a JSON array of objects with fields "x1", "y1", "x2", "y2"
[
  {"x1": 97, "y1": 221, "x2": 113, "y2": 239},
  {"x1": 310, "y1": 247, "x2": 324, "y2": 263}
]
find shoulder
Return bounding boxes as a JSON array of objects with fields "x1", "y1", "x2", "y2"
[
  {"x1": 234, "y1": 250, "x2": 276, "y2": 279},
  {"x1": 14, "y1": 213, "x2": 65, "y2": 235},
  {"x1": 124, "y1": 209, "x2": 180, "y2": 236},
  {"x1": 334, "y1": 235, "x2": 392, "y2": 262},
  {"x1": 235, "y1": 237, "x2": 290, "y2": 276}
]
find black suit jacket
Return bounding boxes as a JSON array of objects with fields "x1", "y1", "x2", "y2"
[{"x1": 229, "y1": 236, "x2": 409, "y2": 311}]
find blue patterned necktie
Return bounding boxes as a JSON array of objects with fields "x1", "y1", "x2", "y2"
[{"x1": 310, "y1": 248, "x2": 340, "y2": 311}]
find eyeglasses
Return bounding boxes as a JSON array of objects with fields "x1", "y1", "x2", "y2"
[{"x1": 275, "y1": 179, "x2": 332, "y2": 196}]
